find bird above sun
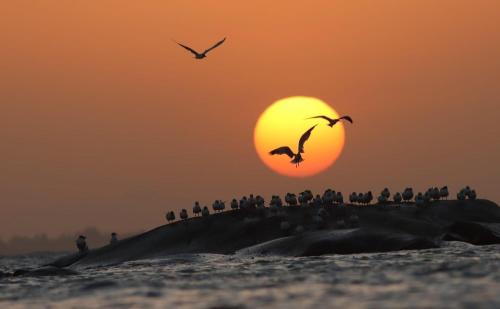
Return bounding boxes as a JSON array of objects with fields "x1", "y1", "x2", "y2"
[
  {"x1": 254, "y1": 96, "x2": 350, "y2": 178},
  {"x1": 174, "y1": 37, "x2": 226, "y2": 59}
]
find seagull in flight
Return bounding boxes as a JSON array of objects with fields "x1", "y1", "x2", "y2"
[
  {"x1": 269, "y1": 125, "x2": 317, "y2": 167},
  {"x1": 175, "y1": 37, "x2": 226, "y2": 59},
  {"x1": 306, "y1": 115, "x2": 353, "y2": 127}
]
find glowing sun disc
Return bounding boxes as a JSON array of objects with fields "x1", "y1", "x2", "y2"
[{"x1": 254, "y1": 96, "x2": 345, "y2": 177}]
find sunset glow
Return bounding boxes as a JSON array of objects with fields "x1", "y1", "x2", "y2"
[{"x1": 254, "y1": 97, "x2": 345, "y2": 177}]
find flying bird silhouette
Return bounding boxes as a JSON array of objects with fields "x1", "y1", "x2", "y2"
[
  {"x1": 306, "y1": 115, "x2": 353, "y2": 127},
  {"x1": 269, "y1": 125, "x2": 317, "y2": 167},
  {"x1": 175, "y1": 37, "x2": 226, "y2": 59}
]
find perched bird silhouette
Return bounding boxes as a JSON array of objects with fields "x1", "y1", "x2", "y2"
[
  {"x1": 269, "y1": 125, "x2": 317, "y2": 167},
  {"x1": 174, "y1": 37, "x2": 226, "y2": 59},
  {"x1": 306, "y1": 115, "x2": 353, "y2": 127}
]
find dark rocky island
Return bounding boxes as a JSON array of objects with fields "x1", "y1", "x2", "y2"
[{"x1": 41, "y1": 198, "x2": 500, "y2": 271}]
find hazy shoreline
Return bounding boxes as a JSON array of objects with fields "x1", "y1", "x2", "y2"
[{"x1": 0, "y1": 228, "x2": 141, "y2": 257}]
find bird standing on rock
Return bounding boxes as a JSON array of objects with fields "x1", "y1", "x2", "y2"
[
  {"x1": 335, "y1": 192, "x2": 344, "y2": 204},
  {"x1": 364, "y1": 191, "x2": 373, "y2": 205},
  {"x1": 166, "y1": 211, "x2": 176, "y2": 223},
  {"x1": 285, "y1": 193, "x2": 298, "y2": 206},
  {"x1": 349, "y1": 192, "x2": 358, "y2": 204},
  {"x1": 381, "y1": 188, "x2": 390, "y2": 199},
  {"x1": 440, "y1": 186, "x2": 449, "y2": 200},
  {"x1": 393, "y1": 192, "x2": 402, "y2": 204},
  {"x1": 377, "y1": 194, "x2": 388, "y2": 204},
  {"x1": 270, "y1": 195, "x2": 283, "y2": 208},
  {"x1": 423, "y1": 191, "x2": 432, "y2": 204},
  {"x1": 193, "y1": 202, "x2": 201, "y2": 216},
  {"x1": 322, "y1": 189, "x2": 335, "y2": 205},
  {"x1": 430, "y1": 187, "x2": 441, "y2": 201},
  {"x1": 457, "y1": 190, "x2": 466, "y2": 200},
  {"x1": 76, "y1": 235, "x2": 88, "y2": 253},
  {"x1": 358, "y1": 192, "x2": 365, "y2": 204},
  {"x1": 180, "y1": 209, "x2": 188, "y2": 220},
  {"x1": 402, "y1": 188, "x2": 414, "y2": 202},
  {"x1": 231, "y1": 199, "x2": 239, "y2": 210},
  {"x1": 415, "y1": 193, "x2": 424, "y2": 207}
]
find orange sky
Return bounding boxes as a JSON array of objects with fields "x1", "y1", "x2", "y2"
[{"x1": 1, "y1": 1, "x2": 499, "y2": 239}]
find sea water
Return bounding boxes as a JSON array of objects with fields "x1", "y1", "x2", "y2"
[{"x1": 1, "y1": 242, "x2": 499, "y2": 309}]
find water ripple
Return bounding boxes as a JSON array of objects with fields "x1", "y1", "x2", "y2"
[{"x1": 0, "y1": 242, "x2": 499, "y2": 308}]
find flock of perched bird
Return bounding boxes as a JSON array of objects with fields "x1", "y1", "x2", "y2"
[{"x1": 165, "y1": 186, "x2": 478, "y2": 223}]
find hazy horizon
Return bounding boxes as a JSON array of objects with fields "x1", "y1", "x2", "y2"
[
  {"x1": 1, "y1": 1, "x2": 499, "y2": 239},
  {"x1": 0, "y1": 226, "x2": 144, "y2": 256}
]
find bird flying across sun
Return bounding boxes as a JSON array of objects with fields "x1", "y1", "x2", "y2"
[
  {"x1": 174, "y1": 37, "x2": 226, "y2": 59},
  {"x1": 269, "y1": 125, "x2": 317, "y2": 167},
  {"x1": 255, "y1": 97, "x2": 346, "y2": 177},
  {"x1": 306, "y1": 115, "x2": 353, "y2": 127}
]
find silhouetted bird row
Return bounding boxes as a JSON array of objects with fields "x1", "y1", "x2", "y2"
[{"x1": 165, "y1": 186, "x2": 477, "y2": 222}]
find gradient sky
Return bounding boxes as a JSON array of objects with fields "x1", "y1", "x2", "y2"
[{"x1": 1, "y1": 1, "x2": 499, "y2": 239}]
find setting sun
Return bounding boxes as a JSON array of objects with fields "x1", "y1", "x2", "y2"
[{"x1": 254, "y1": 96, "x2": 346, "y2": 177}]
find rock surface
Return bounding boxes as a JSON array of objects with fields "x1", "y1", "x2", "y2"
[
  {"x1": 44, "y1": 199, "x2": 499, "y2": 268},
  {"x1": 12, "y1": 266, "x2": 79, "y2": 277}
]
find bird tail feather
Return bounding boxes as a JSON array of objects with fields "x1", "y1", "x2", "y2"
[{"x1": 290, "y1": 157, "x2": 304, "y2": 164}]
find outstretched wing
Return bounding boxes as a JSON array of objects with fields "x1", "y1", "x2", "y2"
[
  {"x1": 340, "y1": 116, "x2": 353, "y2": 123},
  {"x1": 298, "y1": 125, "x2": 317, "y2": 153},
  {"x1": 305, "y1": 115, "x2": 333, "y2": 122},
  {"x1": 269, "y1": 146, "x2": 294, "y2": 158},
  {"x1": 203, "y1": 37, "x2": 226, "y2": 55},
  {"x1": 175, "y1": 42, "x2": 200, "y2": 56}
]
